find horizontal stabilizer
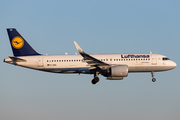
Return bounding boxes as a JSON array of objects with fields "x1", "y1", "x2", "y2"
[{"x1": 9, "y1": 56, "x2": 26, "y2": 62}]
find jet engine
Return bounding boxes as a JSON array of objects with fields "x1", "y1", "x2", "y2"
[{"x1": 108, "y1": 65, "x2": 128, "y2": 79}]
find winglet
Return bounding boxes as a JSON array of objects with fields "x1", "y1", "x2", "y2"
[{"x1": 74, "y1": 41, "x2": 84, "y2": 53}]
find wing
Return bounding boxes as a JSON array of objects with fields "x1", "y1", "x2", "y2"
[{"x1": 74, "y1": 41, "x2": 110, "y2": 70}]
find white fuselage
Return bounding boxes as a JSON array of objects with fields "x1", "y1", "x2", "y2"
[
  {"x1": 4, "y1": 53, "x2": 177, "y2": 74},
  {"x1": 5, "y1": 29, "x2": 177, "y2": 83}
]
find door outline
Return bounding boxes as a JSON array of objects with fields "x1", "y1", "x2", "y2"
[
  {"x1": 38, "y1": 57, "x2": 44, "y2": 67},
  {"x1": 151, "y1": 54, "x2": 157, "y2": 65}
]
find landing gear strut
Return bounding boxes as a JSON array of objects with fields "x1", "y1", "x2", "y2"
[
  {"x1": 151, "y1": 71, "x2": 156, "y2": 82},
  {"x1": 91, "y1": 72, "x2": 99, "y2": 84}
]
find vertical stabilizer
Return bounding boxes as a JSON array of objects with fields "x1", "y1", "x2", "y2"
[{"x1": 7, "y1": 28, "x2": 40, "y2": 56}]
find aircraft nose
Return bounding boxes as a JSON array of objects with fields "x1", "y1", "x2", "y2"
[
  {"x1": 173, "y1": 62, "x2": 177, "y2": 68},
  {"x1": 171, "y1": 61, "x2": 177, "y2": 69}
]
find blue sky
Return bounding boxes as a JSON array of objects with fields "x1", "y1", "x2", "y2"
[{"x1": 0, "y1": 0, "x2": 180, "y2": 120}]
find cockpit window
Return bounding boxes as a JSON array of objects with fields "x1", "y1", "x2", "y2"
[{"x1": 162, "y1": 57, "x2": 170, "y2": 60}]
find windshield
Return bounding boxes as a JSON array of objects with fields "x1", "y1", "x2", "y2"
[{"x1": 162, "y1": 57, "x2": 170, "y2": 60}]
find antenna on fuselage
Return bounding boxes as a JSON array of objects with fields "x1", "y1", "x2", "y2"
[
  {"x1": 150, "y1": 51, "x2": 152, "y2": 54},
  {"x1": 65, "y1": 52, "x2": 68, "y2": 55}
]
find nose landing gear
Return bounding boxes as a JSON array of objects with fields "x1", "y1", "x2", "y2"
[
  {"x1": 151, "y1": 72, "x2": 156, "y2": 82},
  {"x1": 152, "y1": 78, "x2": 156, "y2": 82}
]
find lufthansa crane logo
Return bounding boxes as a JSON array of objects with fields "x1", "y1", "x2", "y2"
[{"x1": 12, "y1": 36, "x2": 24, "y2": 49}]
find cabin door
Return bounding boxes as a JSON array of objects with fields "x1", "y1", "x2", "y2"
[
  {"x1": 151, "y1": 54, "x2": 157, "y2": 65},
  {"x1": 38, "y1": 57, "x2": 44, "y2": 67}
]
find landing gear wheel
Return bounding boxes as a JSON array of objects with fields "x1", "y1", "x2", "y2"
[
  {"x1": 151, "y1": 72, "x2": 156, "y2": 82},
  {"x1": 91, "y1": 77, "x2": 99, "y2": 84},
  {"x1": 152, "y1": 78, "x2": 156, "y2": 82}
]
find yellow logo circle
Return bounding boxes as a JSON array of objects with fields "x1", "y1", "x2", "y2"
[{"x1": 12, "y1": 36, "x2": 24, "y2": 49}]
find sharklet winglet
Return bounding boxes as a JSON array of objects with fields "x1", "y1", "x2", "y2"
[{"x1": 74, "y1": 41, "x2": 84, "y2": 54}]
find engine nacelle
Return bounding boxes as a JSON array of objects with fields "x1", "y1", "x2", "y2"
[
  {"x1": 107, "y1": 77, "x2": 124, "y2": 80},
  {"x1": 110, "y1": 65, "x2": 128, "y2": 77}
]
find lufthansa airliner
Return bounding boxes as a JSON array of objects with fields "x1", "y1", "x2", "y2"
[{"x1": 4, "y1": 29, "x2": 177, "y2": 84}]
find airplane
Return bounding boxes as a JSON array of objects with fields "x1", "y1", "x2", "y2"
[{"x1": 4, "y1": 28, "x2": 177, "y2": 84}]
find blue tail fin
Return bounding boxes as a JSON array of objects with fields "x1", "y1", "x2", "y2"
[{"x1": 7, "y1": 28, "x2": 40, "y2": 56}]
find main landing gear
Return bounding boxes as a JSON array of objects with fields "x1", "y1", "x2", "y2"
[
  {"x1": 92, "y1": 77, "x2": 99, "y2": 84},
  {"x1": 151, "y1": 71, "x2": 156, "y2": 82},
  {"x1": 91, "y1": 72, "x2": 99, "y2": 84}
]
